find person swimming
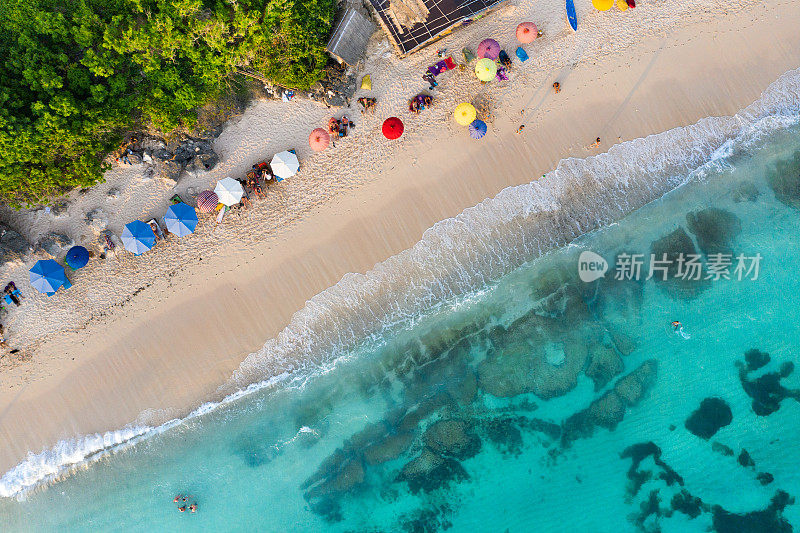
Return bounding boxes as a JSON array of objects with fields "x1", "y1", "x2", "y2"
[
  {"x1": 189, "y1": 504, "x2": 197, "y2": 513},
  {"x1": 671, "y1": 321, "x2": 691, "y2": 339},
  {"x1": 178, "y1": 506, "x2": 186, "y2": 513}
]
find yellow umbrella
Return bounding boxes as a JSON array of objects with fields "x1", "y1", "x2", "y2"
[
  {"x1": 593, "y1": 0, "x2": 614, "y2": 10},
  {"x1": 616, "y1": 0, "x2": 628, "y2": 9},
  {"x1": 475, "y1": 58, "x2": 497, "y2": 82},
  {"x1": 454, "y1": 103, "x2": 477, "y2": 126}
]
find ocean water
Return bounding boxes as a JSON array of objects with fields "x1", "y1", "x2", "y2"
[{"x1": 2, "y1": 72, "x2": 800, "y2": 531}]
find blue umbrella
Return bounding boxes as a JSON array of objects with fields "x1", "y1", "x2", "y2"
[
  {"x1": 469, "y1": 119, "x2": 487, "y2": 139},
  {"x1": 30, "y1": 259, "x2": 70, "y2": 295},
  {"x1": 121, "y1": 220, "x2": 156, "y2": 255},
  {"x1": 164, "y1": 202, "x2": 198, "y2": 237},
  {"x1": 65, "y1": 245, "x2": 90, "y2": 269}
]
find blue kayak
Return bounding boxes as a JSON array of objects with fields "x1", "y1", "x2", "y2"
[{"x1": 566, "y1": 0, "x2": 578, "y2": 31}]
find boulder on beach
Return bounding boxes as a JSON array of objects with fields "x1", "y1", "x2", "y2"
[
  {"x1": 85, "y1": 208, "x2": 109, "y2": 231},
  {"x1": 37, "y1": 233, "x2": 73, "y2": 256},
  {"x1": 0, "y1": 224, "x2": 32, "y2": 263}
]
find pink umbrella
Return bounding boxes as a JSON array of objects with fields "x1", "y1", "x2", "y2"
[
  {"x1": 196, "y1": 190, "x2": 219, "y2": 213},
  {"x1": 309, "y1": 128, "x2": 330, "y2": 151},
  {"x1": 477, "y1": 39, "x2": 500, "y2": 60},
  {"x1": 516, "y1": 22, "x2": 539, "y2": 44}
]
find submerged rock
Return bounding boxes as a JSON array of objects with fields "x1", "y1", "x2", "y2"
[
  {"x1": 649, "y1": 227, "x2": 710, "y2": 299},
  {"x1": 398, "y1": 448, "x2": 468, "y2": 494},
  {"x1": 738, "y1": 449, "x2": 755, "y2": 469},
  {"x1": 562, "y1": 360, "x2": 657, "y2": 447},
  {"x1": 736, "y1": 349, "x2": 800, "y2": 416},
  {"x1": 757, "y1": 472, "x2": 774, "y2": 486},
  {"x1": 732, "y1": 181, "x2": 760, "y2": 203},
  {"x1": 363, "y1": 432, "x2": 415, "y2": 465},
  {"x1": 767, "y1": 150, "x2": 800, "y2": 209},
  {"x1": 685, "y1": 207, "x2": 742, "y2": 255},
  {"x1": 423, "y1": 419, "x2": 481, "y2": 460},
  {"x1": 712, "y1": 490, "x2": 794, "y2": 533},
  {"x1": 684, "y1": 398, "x2": 733, "y2": 440},
  {"x1": 585, "y1": 342, "x2": 624, "y2": 390},
  {"x1": 711, "y1": 441, "x2": 734, "y2": 457}
]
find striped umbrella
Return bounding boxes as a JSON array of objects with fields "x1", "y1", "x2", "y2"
[
  {"x1": 469, "y1": 119, "x2": 487, "y2": 139},
  {"x1": 164, "y1": 202, "x2": 198, "y2": 237},
  {"x1": 121, "y1": 220, "x2": 156, "y2": 256},
  {"x1": 197, "y1": 190, "x2": 219, "y2": 213}
]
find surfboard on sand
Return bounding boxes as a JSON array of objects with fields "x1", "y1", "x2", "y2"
[{"x1": 566, "y1": 0, "x2": 578, "y2": 30}]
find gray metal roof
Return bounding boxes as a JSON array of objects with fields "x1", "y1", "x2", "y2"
[{"x1": 326, "y1": 5, "x2": 377, "y2": 65}]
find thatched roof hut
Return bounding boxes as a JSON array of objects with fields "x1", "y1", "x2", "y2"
[{"x1": 326, "y1": 2, "x2": 378, "y2": 66}]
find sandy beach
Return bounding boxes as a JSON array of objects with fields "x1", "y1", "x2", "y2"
[{"x1": 0, "y1": 0, "x2": 798, "y2": 477}]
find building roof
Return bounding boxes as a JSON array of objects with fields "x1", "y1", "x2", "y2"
[
  {"x1": 326, "y1": 4, "x2": 378, "y2": 66},
  {"x1": 368, "y1": 0, "x2": 506, "y2": 56}
]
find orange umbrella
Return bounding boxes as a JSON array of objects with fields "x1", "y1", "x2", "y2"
[
  {"x1": 516, "y1": 22, "x2": 539, "y2": 44},
  {"x1": 309, "y1": 128, "x2": 330, "y2": 151}
]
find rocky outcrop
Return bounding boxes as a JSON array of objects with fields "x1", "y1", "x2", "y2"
[
  {"x1": 423, "y1": 419, "x2": 481, "y2": 460},
  {"x1": 37, "y1": 233, "x2": 73, "y2": 256},
  {"x1": 684, "y1": 397, "x2": 732, "y2": 439},
  {"x1": 85, "y1": 208, "x2": 108, "y2": 232},
  {"x1": 0, "y1": 224, "x2": 32, "y2": 263}
]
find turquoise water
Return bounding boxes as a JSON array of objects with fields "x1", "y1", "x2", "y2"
[{"x1": 2, "y1": 97, "x2": 800, "y2": 530}]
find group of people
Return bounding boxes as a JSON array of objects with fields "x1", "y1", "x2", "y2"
[
  {"x1": 4, "y1": 282, "x2": 22, "y2": 306},
  {"x1": 408, "y1": 94, "x2": 433, "y2": 115},
  {"x1": 173, "y1": 495, "x2": 198, "y2": 513},
  {"x1": 328, "y1": 116, "x2": 355, "y2": 138},
  {"x1": 357, "y1": 97, "x2": 377, "y2": 114},
  {"x1": 246, "y1": 162, "x2": 276, "y2": 199}
]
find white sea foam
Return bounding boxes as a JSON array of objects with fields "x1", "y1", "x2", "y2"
[{"x1": 2, "y1": 67, "x2": 800, "y2": 499}]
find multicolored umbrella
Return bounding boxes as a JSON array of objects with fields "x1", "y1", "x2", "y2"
[
  {"x1": 516, "y1": 22, "x2": 539, "y2": 43},
  {"x1": 122, "y1": 221, "x2": 156, "y2": 256},
  {"x1": 309, "y1": 128, "x2": 330, "y2": 151},
  {"x1": 477, "y1": 39, "x2": 500, "y2": 60},
  {"x1": 164, "y1": 202, "x2": 198, "y2": 237},
  {"x1": 271, "y1": 151, "x2": 300, "y2": 181},
  {"x1": 30, "y1": 259, "x2": 70, "y2": 295},
  {"x1": 197, "y1": 190, "x2": 219, "y2": 213},
  {"x1": 454, "y1": 103, "x2": 477, "y2": 126},
  {"x1": 65, "y1": 246, "x2": 90, "y2": 269},
  {"x1": 475, "y1": 58, "x2": 498, "y2": 82},
  {"x1": 469, "y1": 119, "x2": 487, "y2": 139},
  {"x1": 382, "y1": 117, "x2": 404, "y2": 139},
  {"x1": 215, "y1": 177, "x2": 244, "y2": 206}
]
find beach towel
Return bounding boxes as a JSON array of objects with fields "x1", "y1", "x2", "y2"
[
  {"x1": 428, "y1": 64, "x2": 442, "y2": 76},
  {"x1": 361, "y1": 75, "x2": 372, "y2": 90},
  {"x1": 496, "y1": 67, "x2": 509, "y2": 81},
  {"x1": 444, "y1": 57, "x2": 456, "y2": 70},
  {"x1": 462, "y1": 48, "x2": 476, "y2": 62},
  {"x1": 515, "y1": 47, "x2": 529, "y2": 62}
]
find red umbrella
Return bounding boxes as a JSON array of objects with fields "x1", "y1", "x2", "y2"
[
  {"x1": 516, "y1": 22, "x2": 539, "y2": 44},
  {"x1": 382, "y1": 117, "x2": 404, "y2": 140},
  {"x1": 477, "y1": 39, "x2": 500, "y2": 60},
  {"x1": 309, "y1": 128, "x2": 330, "y2": 151},
  {"x1": 196, "y1": 190, "x2": 219, "y2": 213}
]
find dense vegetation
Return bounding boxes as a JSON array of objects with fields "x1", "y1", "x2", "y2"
[{"x1": 0, "y1": 0, "x2": 336, "y2": 207}]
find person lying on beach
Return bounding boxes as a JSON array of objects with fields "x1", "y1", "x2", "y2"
[
  {"x1": 149, "y1": 222, "x2": 161, "y2": 240},
  {"x1": 516, "y1": 125, "x2": 525, "y2": 134},
  {"x1": 499, "y1": 50, "x2": 512, "y2": 70},
  {"x1": 588, "y1": 137, "x2": 601, "y2": 149},
  {"x1": 553, "y1": 82, "x2": 561, "y2": 93},
  {"x1": 422, "y1": 73, "x2": 437, "y2": 91},
  {"x1": 0, "y1": 324, "x2": 8, "y2": 349}
]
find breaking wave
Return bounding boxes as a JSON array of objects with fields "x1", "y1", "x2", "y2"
[{"x1": 2, "y1": 67, "x2": 799, "y2": 499}]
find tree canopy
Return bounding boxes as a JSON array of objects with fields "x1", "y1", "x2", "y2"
[{"x1": 0, "y1": 0, "x2": 336, "y2": 207}]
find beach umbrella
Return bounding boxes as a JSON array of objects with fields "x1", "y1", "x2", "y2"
[
  {"x1": 271, "y1": 151, "x2": 300, "y2": 181},
  {"x1": 215, "y1": 177, "x2": 244, "y2": 206},
  {"x1": 382, "y1": 117, "x2": 404, "y2": 140},
  {"x1": 475, "y1": 58, "x2": 498, "y2": 82},
  {"x1": 30, "y1": 259, "x2": 69, "y2": 295},
  {"x1": 164, "y1": 202, "x2": 198, "y2": 237},
  {"x1": 196, "y1": 190, "x2": 219, "y2": 213},
  {"x1": 593, "y1": 0, "x2": 614, "y2": 9},
  {"x1": 477, "y1": 39, "x2": 500, "y2": 60},
  {"x1": 469, "y1": 119, "x2": 487, "y2": 139},
  {"x1": 309, "y1": 128, "x2": 330, "y2": 151},
  {"x1": 516, "y1": 22, "x2": 539, "y2": 44},
  {"x1": 454, "y1": 103, "x2": 477, "y2": 126},
  {"x1": 121, "y1": 220, "x2": 156, "y2": 256},
  {"x1": 65, "y1": 246, "x2": 90, "y2": 269}
]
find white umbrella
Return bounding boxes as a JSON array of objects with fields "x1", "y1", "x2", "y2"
[
  {"x1": 214, "y1": 177, "x2": 244, "y2": 206},
  {"x1": 270, "y1": 151, "x2": 300, "y2": 181}
]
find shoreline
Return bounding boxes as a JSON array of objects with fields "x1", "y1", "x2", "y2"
[{"x1": 1, "y1": 0, "x2": 799, "y2": 478}]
